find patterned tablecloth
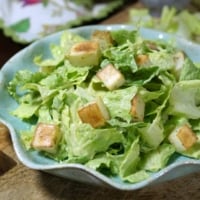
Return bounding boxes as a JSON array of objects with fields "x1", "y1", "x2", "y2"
[{"x1": 0, "y1": 0, "x2": 123, "y2": 43}]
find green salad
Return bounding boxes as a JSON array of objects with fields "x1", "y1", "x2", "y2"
[
  {"x1": 8, "y1": 29, "x2": 200, "y2": 183},
  {"x1": 129, "y1": 6, "x2": 200, "y2": 43}
]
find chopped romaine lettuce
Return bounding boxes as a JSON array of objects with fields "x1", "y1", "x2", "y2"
[
  {"x1": 169, "y1": 80, "x2": 200, "y2": 119},
  {"x1": 140, "y1": 143, "x2": 175, "y2": 172}
]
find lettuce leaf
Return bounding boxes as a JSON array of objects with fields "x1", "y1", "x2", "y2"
[
  {"x1": 169, "y1": 80, "x2": 200, "y2": 119},
  {"x1": 140, "y1": 143, "x2": 175, "y2": 172},
  {"x1": 179, "y1": 58, "x2": 200, "y2": 81}
]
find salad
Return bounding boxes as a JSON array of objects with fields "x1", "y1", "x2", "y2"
[
  {"x1": 7, "y1": 28, "x2": 200, "y2": 183},
  {"x1": 129, "y1": 6, "x2": 200, "y2": 43}
]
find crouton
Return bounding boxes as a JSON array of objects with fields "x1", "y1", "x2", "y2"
[
  {"x1": 168, "y1": 124, "x2": 197, "y2": 152},
  {"x1": 32, "y1": 123, "x2": 60, "y2": 153},
  {"x1": 135, "y1": 54, "x2": 150, "y2": 67},
  {"x1": 96, "y1": 64, "x2": 125, "y2": 90},
  {"x1": 130, "y1": 94, "x2": 145, "y2": 121},
  {"x1": 91, "y1": 30, "x2": 114, "y2": 50},
  {"x1": 68, "y1": 41, "x2": 101, "y2": 67},
  {"x1": 78, "y1": 97, "x2": 110, "y2": 128}
]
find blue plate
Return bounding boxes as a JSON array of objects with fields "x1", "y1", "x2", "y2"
[{"x1": 1, "y1": 25, "x2": 200, "y2": 190}]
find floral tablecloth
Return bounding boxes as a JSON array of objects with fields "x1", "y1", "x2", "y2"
[{"x1": 0, "y1": 0, "x2": 123, "y2": 43}]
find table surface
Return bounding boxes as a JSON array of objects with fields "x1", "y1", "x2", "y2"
[{"x1": 1, "y1": 1, "x2": 200, "y2": 199}]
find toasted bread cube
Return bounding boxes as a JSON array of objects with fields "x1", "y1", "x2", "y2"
[
  {"x1": 32, "y1": 123, "x2": 60, "y2": 153},
  {"x1": 135, "y1": 54, "x2": 150, "y2": 67},
  {"x1": 168, "y1": 125, "x2": 197, "y2": 152},
  {"x1": 96, "y1": 64, "x2": 125, "y2": 90},
  {"x1": 68, "y1": 41, "x2": 101, "y2": 67},
  {"x1": 78, "y1": 97, "x2": 110, "y2": 128},
  {"x1": 91, "y1": 30, "x2": 114, "y2": 50},
  {"x1": 130, "y1": 94, "x2": 145, "y2": 121}
]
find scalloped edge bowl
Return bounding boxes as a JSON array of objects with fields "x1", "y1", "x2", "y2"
[{"x1": 1, "y1": 25, "x2": 200, "y2": 190}]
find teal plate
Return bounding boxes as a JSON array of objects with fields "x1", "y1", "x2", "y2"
[{"x1": 1, "y1": 25, "x2": 200, "y2": 190}]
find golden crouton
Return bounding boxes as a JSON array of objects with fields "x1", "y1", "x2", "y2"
[
  {"x1": 130, "y1": 94, "x2": 145, "y2": 121},
  {"x1": 32, "y1": 123, "x2": 60, "y2": 153},
  {"x1": 68, "y1": 41, "x2": 101, "y2": 67},
  {"x1": 91, "y1": 30, "x2": 114, "y2": 50},
  {"x1": 135, "y1": 54, "x2": 150, "y2": 67},
  {"x1": 96, "y1": 64, "x2": 125, "y2": 90},
  {"x1": 78, "y1": 97, "x2": 110, "y2": 128},
  {"x1": 168, "y1": 124, "x2": 197, "y2": 152}
]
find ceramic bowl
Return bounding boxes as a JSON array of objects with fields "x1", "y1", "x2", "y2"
[{"x1": 1, "y1": 25, "x2": 200, "y2": 190}]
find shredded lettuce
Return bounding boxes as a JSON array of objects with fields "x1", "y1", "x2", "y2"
[{"x1": 169, "y1": 80, "x2": 200, "y2": 119}]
